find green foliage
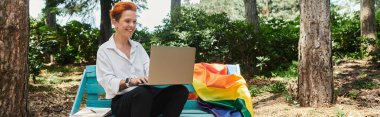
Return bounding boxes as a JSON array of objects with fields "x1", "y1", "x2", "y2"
[
  {"x1": 346, "y1": 90, "x2": 359, "y2": 99},
  {"x1": 335, "y1": 107, "x2": 346, "y2": 117},
  {"x1": 331, "y1": 6, "x2": 380, "y2": 60},
  {"x1": 256, "y1": 56, "x2": 270, "y2": 71},
  {"x1": 270, "y1": 61, "x2": 298, "y2": 78},
  {"x1": 257, "y1": 0, "x2": 299, "y2": 20},
  {"x1": 184, "y1": 0, "x2": 245, "y2": 20},
  {"x1": 29, "y1": 18, "x2": 57, "y2": 78},
  {"x1": 29, "y1": 2, "x2": 380, "y2": 79},
  {"x1": 59, "y1": 0, "x2": 147, "y2": 24},
  {"x1": 353, "y1": 80, "x2": 380, "y2": 89},
  {"x1": 249, "y1": 85, "x2": 263, "y2": 97},
  {"x1": 283, "y1": 91, "x2": 296, "y2": 103},
  {"x1": 154, "y1": 8, "x2": 299, "y2": 76},
  {"x1": 154, "y1": 8, "x2": 232, "y2": 62},
  {"x1": 185, "y1": 0, "x2": 300, "y2": 21},
  {"x1": 29, "y1": 18, "x2": 99, "y2": 78},
  {"x1": 132, "y1": 28, "x2": 153, "y2": 51},
  {"x1": 267, "y1": 82, "x2": 286, "y2": 93},
  {"x1": 331, "y1": 9, "x2": 363, "y2": 59},
  {"x1": 55, "y1": 20, "x2": 99, "y2": 64}
]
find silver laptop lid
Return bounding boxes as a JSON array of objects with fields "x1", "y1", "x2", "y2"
[{"x1": 148, "y1": 46, "x2": 196, "y2": 85}]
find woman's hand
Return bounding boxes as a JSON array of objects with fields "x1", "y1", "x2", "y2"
[{"x1": 129, "y1": 77, "x2": 149, "y2": 85}]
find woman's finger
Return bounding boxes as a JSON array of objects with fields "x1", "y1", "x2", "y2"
[
  {"x1": 142, "y1": 78, "x2": 148, "y2": 83},
  {"x1": 137, "y1": 78, "x2": 143, "y2": 84}
]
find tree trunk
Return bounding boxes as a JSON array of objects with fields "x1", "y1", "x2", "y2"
[
  {"x1": 360, "y1": 0, "x2": 377, "y2": 60},
  {"x1": 46, "y1": 8, "x2": 56, "y2": 64},
  {"x1": 244, "y1": 0, "x2": 259, "y2": 33},
  {"x1": 44, "y1": 0, "x2": 59, "y2": 64},
  {"x1": 171, "y1": 0, "x2": 181, "y2": 23},
  {"x1": 44, "y1": 0, "x2": 57, "y2": 29},
  {"x1": 0, "y1": 0, "x2": 29, "y2": 116},
  {"x1": 298, "y1": 0, "x2": 334, "y2": 107},
  {"x1": 45, "y1": 10, "x2": 57, "y2": 28},
  {"x1": 171, "y1": 0, "x2": 181, "y2": 11},
  {"x1": 99, "y1": 0, "x2": 113, "y2": 45}
]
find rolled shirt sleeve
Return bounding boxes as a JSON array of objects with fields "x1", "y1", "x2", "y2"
[{"x1": 96, "y1": 48, "x2": 122, "y2": 96}]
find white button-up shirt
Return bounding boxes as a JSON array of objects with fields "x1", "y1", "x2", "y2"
[{"x1": 96, "y1": 35, "x2": 150, "y2": 99}]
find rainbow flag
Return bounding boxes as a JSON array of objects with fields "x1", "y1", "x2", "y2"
[{"x1": 193, "y1": 63, "x2": 254, "y2": 117}]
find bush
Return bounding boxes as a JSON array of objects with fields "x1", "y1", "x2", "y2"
[
  {"x1": 268, "y1": 82, "x2": 286, "y2": 93},
  {"x1": 29, "y1": 18, "x2": 58, "y2": 79},
  {"x1": 55, "y1": 20, "x2": 99, "y2": 64},
  {"x1": 29, "y1": 18, "x2": 99, "y2": 79},
  {"x1": 29, "y1": 19, "x2": 99, "y2": 65},
  {"x1": 154, "y1": 8, "x2": 299, "y2": 77},
  {"x1": 331, "y1": 10, "x2": 363, "y2": 59}
]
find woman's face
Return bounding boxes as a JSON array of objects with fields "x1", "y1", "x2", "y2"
[{"x1": 112, "y1": 10, "x2": 137, "y2": 39}]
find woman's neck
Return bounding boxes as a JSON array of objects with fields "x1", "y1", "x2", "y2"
[{"x1": 114, "y1": 33, "x2": 131, "y2": 48}]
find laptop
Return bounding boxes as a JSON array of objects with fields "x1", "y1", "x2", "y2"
[{"x1": 145, "y1": 46, "x2": 196, "y2": 85}]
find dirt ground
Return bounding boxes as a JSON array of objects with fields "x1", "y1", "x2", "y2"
[
  {"x1": 28, "y1": 66, "x2": 83, "y2": 117},
  {"x1": 253, "y1": 92, "x2": 380, "y2": 117},
  {"x1": 28, "y1": 60, "x2": 380, "y2": 117},
  {"x1": 253, "y1": 60, "x2": 380, "y2": 117}
]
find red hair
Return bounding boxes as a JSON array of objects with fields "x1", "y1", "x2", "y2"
[{"x1": 109, "y1": 2, "x2": 137, "y2": 21}]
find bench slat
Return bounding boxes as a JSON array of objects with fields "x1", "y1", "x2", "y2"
[
  {"x1": 184, "y1": 100, "x2": 201, "y2": 110},
  {"x1": 86, "y1": 76, "x2": 97, "y2": 84},
  {"x1": 86, "y1": 84, "x2": 105, "y2": 94},
  {"x1": 70, "y1": 70, "x2": 87, "y2": 116},
  {"x1": 180, "y1": 113, "x2": 214, "y2": 117},
  {"x1": 87, "y1": 100, "x2": 111, "y2": 107},
  {"x1": 181, "y1": 110, "x2": 209, "y2": 114},
  {"x1": 86, "y1": 65, "x2": 96, "y2": 78}
]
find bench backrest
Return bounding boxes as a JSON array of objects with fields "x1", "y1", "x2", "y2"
[{"x1": 70, "y1": 64, "x2": 240, "y2": 115}]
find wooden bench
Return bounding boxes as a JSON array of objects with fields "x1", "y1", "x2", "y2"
[{"x1": 70, "y1": 64, "x2": 240, "y2": 117}]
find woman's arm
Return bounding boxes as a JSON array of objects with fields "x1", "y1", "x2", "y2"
[{"x1": 96, "y1": 48, "x2": 126, "y2": 94}]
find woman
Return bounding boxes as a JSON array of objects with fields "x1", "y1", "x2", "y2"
[{"x1": 96, "y1": 2, "x2": 189, "y2": 117}]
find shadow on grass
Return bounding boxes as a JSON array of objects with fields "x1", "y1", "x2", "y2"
[
  {"x1": 29, "y1": 84, "x2": 55, "y2": 92},
  {"x1": 43, "y1": 64, "x2": 83, "y2": 76}
]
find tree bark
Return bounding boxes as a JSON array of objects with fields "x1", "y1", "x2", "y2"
[
  {"x1": 0, "y1": 0, "x2": 29, "y2": 116},
  {"x1": 44, "y1": 0, "x2": 57, "y2": 29},
  {"x1": 171, "y1": 0, "x2": 181, "y2": 23},
  {"x1": 360, "y1": 0, "x2": 377, "y2": 60},
  {"x1": 45, "y1": 10, "x2": 57, "y2": 28},
  {"x1": 99, "y1": 0, "x2": 113, "y2": 45},
  {"x1": 244, "y1": 0, "x2": 259, "y2": 33},
  {"x1": 298, "y1": 0, "x2": 334, "y2": 107},
  {"x1": 171, "y1": 0, "x2": 181, "y2": 11}
]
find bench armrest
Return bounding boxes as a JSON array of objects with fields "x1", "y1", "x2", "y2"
[{"x1": 70, "y1": 70, "x2": 87, "y2": 116}]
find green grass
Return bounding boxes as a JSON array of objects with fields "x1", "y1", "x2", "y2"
[
  {"x1": 270, "y1": 61, "x2": 298, "y2": 79},
  {"x1": 249, "y1": 81, "x2": 287, "y2": 97},
  {"x1": 249, "y1": 85, "x2": 263, "y2": 97},
  {"x1": 347, "y1": 90, "x2": 360, "y2": 99},
  {"x1": 268, "y1": 82, "x2": 286, "y2": 93},
  {"x1": 30, "y1": 65, "x2": 82, "y2": 84},
  {"x1": 43, "y1": 64, "x2": 82, "y2": 75},
  {"x1": 335, "y1": 107, "x2": 346, "y2": 117},
  {"x1": 31, "y1": 75, "x2": 63, "y2": 84},
  {"x1": 353, "y1": 80, "x2": 380, "y2": 89}
]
